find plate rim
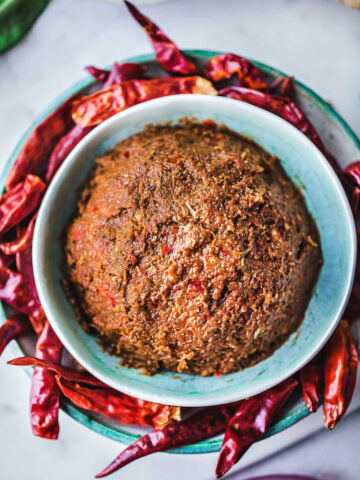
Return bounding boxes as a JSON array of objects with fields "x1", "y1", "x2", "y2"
[{"x1": 1, "y1": 49, "x2": 359, "y2": 453}]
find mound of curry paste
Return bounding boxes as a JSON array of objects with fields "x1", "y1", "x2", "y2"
[{"x1": 64, "y1": 121, "x2": 322, "y2": 375}]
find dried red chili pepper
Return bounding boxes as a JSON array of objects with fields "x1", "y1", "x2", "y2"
[
  {"x1": 72, "y1": 76, "x2": 216, "y2": 127},
  {"x1": 215, "y1": 377, "x2": 298, "y2": 478},
  {"x1": 45, "y1": 125, "x2": 92, "y2": 181},
  {"x1": 344, "y1": 228, "x2": 360, "y2": 322},
  {"x1": 219, "y1": 86, "x2": 341, "y2": 176},
  {"x1": 15, "y1": 242, "x2": 46, "y2": 335},
  {"x1": 86, "y1": 62, "x2": 146, "y2": 87},
  {"x1": 0, "y1": 264, "x2": 45, "y2": 334},
  {"x1": 55, "y1": 377, "x2": 180, "y2": 428},
  {"x1": 203, "y1": 53, "x2": 268, "y2": 92},
  {"x1": 124, "y1": 1, "x2": 197, "y2": 75},
  {"x1": 5, "y1": 96, "x2": 78, "y2": 189},
  {"x1": 0, "y1": 313, "x2": 31, "y2": 356},
  {"x1": 0, "y1": 175, "x2": 45, "y2": 234},
  {"x1": 323, "y1": 320, "x2": 358, "y2": 430},
  {"x1": 299, "y1": 354, "x2": 323, "y2": 413},
  {"x1": 344, "y1": 160, "x2": 360, "y2": 218},
  {"x1": 86, "y1": 65, "x2": 109, "y2": 83},
  {"x1": 30, "y1": 322, "x2": 63, "y2": 439},
  {"x1": 9, "y1": 356, "x2": 106, "y2": 386},
  {"x1": 96, "y1": 402, "x2": 241, "y2": 478},
  {"x1": 0, "y1": 252, "x2": 14, "y2": 269},
  {"x1": 46, "y1": 62, "x2": 147, "y2": 181},
  {"x1": 0, "y1": 213, "x2": 37, "y2": 255},
  {"x1": 269, "y1": 76, "x2": 295, "y2": 98}
]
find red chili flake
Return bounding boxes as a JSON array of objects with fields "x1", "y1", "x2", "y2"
[
  {"x1": 216, "y1": 133, "x2": 223, "y2": 140},
  {"x1": 130, "y1": 254, "x2": 138, "y2": 265},
  {"x1": 235, "y1": 158, "x2": 244, "y2": 168},
  {"x1": 72, "y1": 76, "x2": 216, "y2": 127},
  {"x1": 214, "y1": 372, "x2": 222, "y2": 377},
  {"x1": 188, "y1": 279, "x2": 202, "y2": 292},
  {"x1": 75, "y1": 229, "x2": 82, "y2": 241},
  {"x1": 98, "y1": 284, "x2": 116, "y2": 308},
  {"x1": 219, "y1": 248, "x2": 228, "y2": 257},
  {"x1": 161, "y1": 244, "x2": 173, "y2": 255},
  {"x1": 202, "y1": 119, "x2": 216, "y2": 129},
  {"x1": 124, "y1": 1, "x2": 198, "y2": 75},
  {"x1": 92, "y1": 206, "x2": 99, "y2": 212},
  {"x1": 204, "y1": 53, "x2": 268, "y2": 92}
]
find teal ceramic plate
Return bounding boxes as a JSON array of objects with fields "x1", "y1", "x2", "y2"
[{"x1": 2, "y1": 50, "x2": 360, "y2": 452}]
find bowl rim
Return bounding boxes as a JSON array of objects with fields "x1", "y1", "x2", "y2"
[{"x1": 33, "y1": 93, "x2": 357, "y2": 407}]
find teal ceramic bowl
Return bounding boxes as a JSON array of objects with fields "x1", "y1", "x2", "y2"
[{"x1": 33, "y1": 94, "x2": 356, "y2": 407}]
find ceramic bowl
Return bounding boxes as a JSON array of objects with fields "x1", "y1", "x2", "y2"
[{"x1": 33, "y1": 94, "x2": 356, "y2": 407}]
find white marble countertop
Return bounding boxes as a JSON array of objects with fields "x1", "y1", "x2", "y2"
[{"x1": 0, "y1": 0, "x2": 359, "y2": 479}]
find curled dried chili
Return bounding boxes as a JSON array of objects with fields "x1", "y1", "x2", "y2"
[
  {"x1": 0, "y1": 213, "x2": 37, "y2": 255},
  {"x1": 10, "y1": 355, "x2": 180, "y2": 428},
  {"x1": 96, "y1": 402, "x2": 241, "y2": 478},
  {"x1": 344, "y1": 228, "x2": 360, "y2": 322},
  {"x1": 0, "y1": 175, "x2": 45, "y2": 234},
  {"x1": 0, "y1": 313, "x2": 31, "y2": 356},
  {"x1": 86, "y1": 62, "x2": 146, "y2": 88},
  {"x1": 218, "y1": 86, "x2": 341, "y2": 175},
  {"x1": 323, "y1": 320, "x2": 358, "y2": 430},
  {"x1": 299, "y1": 354, "x2": 323, "y2": 413},
  {"x1": 269, "y1": 76, "x2": 295, "y2": 98},
  {"x1": 72, "y1": 76, "x2": 216, "y2": 127},
  {"x1": 215, "y1": 377, "x2": 298, "y2": 478},
  {"x1": 344, "y1": 160, "x2": 360, "y2": 218},
  {"x1": 5, "y1": 96, "x2": 77, "y2": 189},
  {"x1": 55, "y1": 377, "x2": 180, "y2": 428},
  {"x1": 9, "y1": 355, "x2": 106, "y2": 385},
  {"x1": 45, "y1": 125, "x2": 92, "y2": 181},
  {"x1": 30, "y1": 322, "x2": 63, "y2": 439},
  {"x1": 204, "y1": 53, "x2": 268, "y2": 92},
  {"x1": 124, "y1": 1, "x2": 197, "y2": 75},
  {"x1": 16, "y1": 243, "x2": 46, "y2": 334},
  {"x1": 46, "y1": 61, "x2": 147, "y2": 182},
  {"x1": 0, "y1": 264, "x2": 45, "y2": 334}
]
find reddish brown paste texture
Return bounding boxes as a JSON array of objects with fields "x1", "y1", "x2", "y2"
[{"x1": 64, "y1": 121, "x2": 322, "y2": 375}]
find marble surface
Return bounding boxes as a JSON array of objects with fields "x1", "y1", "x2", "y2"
[{"x1": 0, "y1": 0, "x2": 359, "y2": 479}]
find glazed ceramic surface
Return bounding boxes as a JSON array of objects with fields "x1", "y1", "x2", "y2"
[{"x1": 2, "y1": 51, "x2": 359, "y2": 452}]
